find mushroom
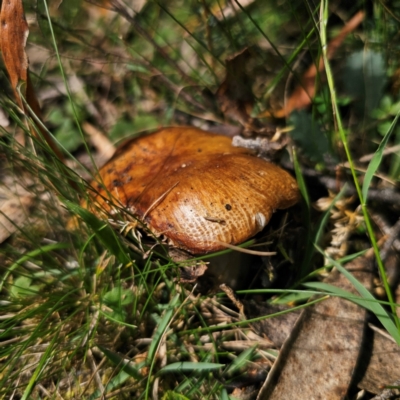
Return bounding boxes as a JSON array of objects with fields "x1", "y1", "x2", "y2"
[{"x1": 89, "y1": 126, "x2": 299, "y2": 255}]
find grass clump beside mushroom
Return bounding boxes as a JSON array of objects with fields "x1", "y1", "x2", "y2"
[{"x1": 1, "y1": 0, "x2": 400, "y2": 399}]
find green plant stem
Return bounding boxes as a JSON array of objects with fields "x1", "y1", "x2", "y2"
[
  {"x1": 319, "y1": 1, "x2": 399, "y2": 327},
  {"x1": 42, "y1": 0, "x2": 98, "y2": 175}
]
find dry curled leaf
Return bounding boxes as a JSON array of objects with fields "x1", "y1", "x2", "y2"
[
  {"x1": 0, "y1": 0, "x2": 64, "y2": 160},
  {"x1": 89, "y1": 127, "x2": 299, "y2": 254},
  {"x1": 0, "y1": 0, "x2": 29, "y2": 107}
]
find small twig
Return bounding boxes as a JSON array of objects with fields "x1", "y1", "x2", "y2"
[{"x1": 220, "y1": 284, "x2": 245, "y2": 318}]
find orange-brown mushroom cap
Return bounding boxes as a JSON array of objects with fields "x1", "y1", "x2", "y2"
[{"x1": 90, "y1": 127, "x2": 300, "y2": 254}]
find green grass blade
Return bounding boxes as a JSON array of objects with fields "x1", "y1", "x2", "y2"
[
  {"x1": 98, "y1": 309, "x2": 137, "y2": 329},
  {"x1": 64, "y1": 200, "x2": 131, "y2": 265},
  {"x1": 99, "y1": 345, "x2": 143, "y2": 380},
  {"x1": 313, "y1": 187, "x2": 346, "y2": 246},
  {"x1": 225, "y1": 346, "x2": 256, "y2": 375},
  {"x1": 315, "y1": 246, "x2": 400, "y2": 345},
  {"x1": 318, "y1": 0, "x2": 397, "y2": 324},
  {"x1": 0, "y1": 243, "x2": 70, "y2": 292},
  {"x1": 362, "y1": 111, "x2": 400, "y2": 202},
  {"x1": 145, "y1": 293, "x2": 180, "y2": 400},
  {"x1": 146, "y1": 294, "x2": 180, "y2": 365},
  {"x1": 21, "y1": 328, "x2": 61, "y2": 400},
  {"x1": 88, "y1": 370, "x2": 131, "y2": 400},
  {"x1": 162, "y1": 392, "x2": 191, "y2": 400},
  {"x1": 293, "y1": 148, "x2": 313, "y2": 277},
  {"x1": 159, "y1": 362, "x2": 225, "y2": 374}
]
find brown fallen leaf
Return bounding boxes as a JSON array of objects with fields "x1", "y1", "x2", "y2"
[
  {"x1": 262, "y1": 11, "x2": 365, "y2": 118},
  {"x1": 89, "y1": 126, "x2": 299, "y2": 255},
  {"x1": 257, "y1": 255, "x2": 373, "y2": 400},
  {"x1": 0, "y1": 0, "x2": 63, "y2": 160},
  {"x1": 246, "y1": 301, "x2": 301, "y2": 348},
  {"x1": 355, "y1": 326, "x2": 400, "y2": 395},
  {"x1": 248, "y1": 302, "x2": 400, "y2": 395},
  {"x1": 216, "y1": 48, "x2": 256, "y2": 130}
]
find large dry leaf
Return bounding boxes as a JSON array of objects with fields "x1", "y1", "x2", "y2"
[
  {"x1": 355, "y1": 327, "x2": 400, "y2": 394},
  {"x1": 90, "y1": 127, "x2": 299, "y2": 254},
  {"x1": 246, "y1": 302, "x2": 301, "y2": 348},
  {"x1": 249, "y1": 303, "x2": 400, "y2": 395},
  {"x1": 216, "y1": 48, "x2": 255, "y2": 127},
  {"x1": 257, "y1": 256, "x2": 373, "y2": 400},
  {"x1": 0, "y1": 0, "x2": 63, "y2": 160}
]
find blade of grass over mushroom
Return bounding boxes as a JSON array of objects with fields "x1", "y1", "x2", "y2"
[
  {"x1": 64, "y1": 201, "x2": 131, "y2": 265},
  {"x1": 314, "y1": 245, "x2": 400, "y2": 345},
  {"x1": 318, "y1": 1, "x2": 397, "y2": 323},
  {"x1": 190, "y1": 239, "x2": 259, "y2": 261},
  {"x1": 362, "y1": 110, "x2": 400, "y2": 202},
  {"x1": 160, "y1": 362, "x2": 225, "y2": 374}
]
